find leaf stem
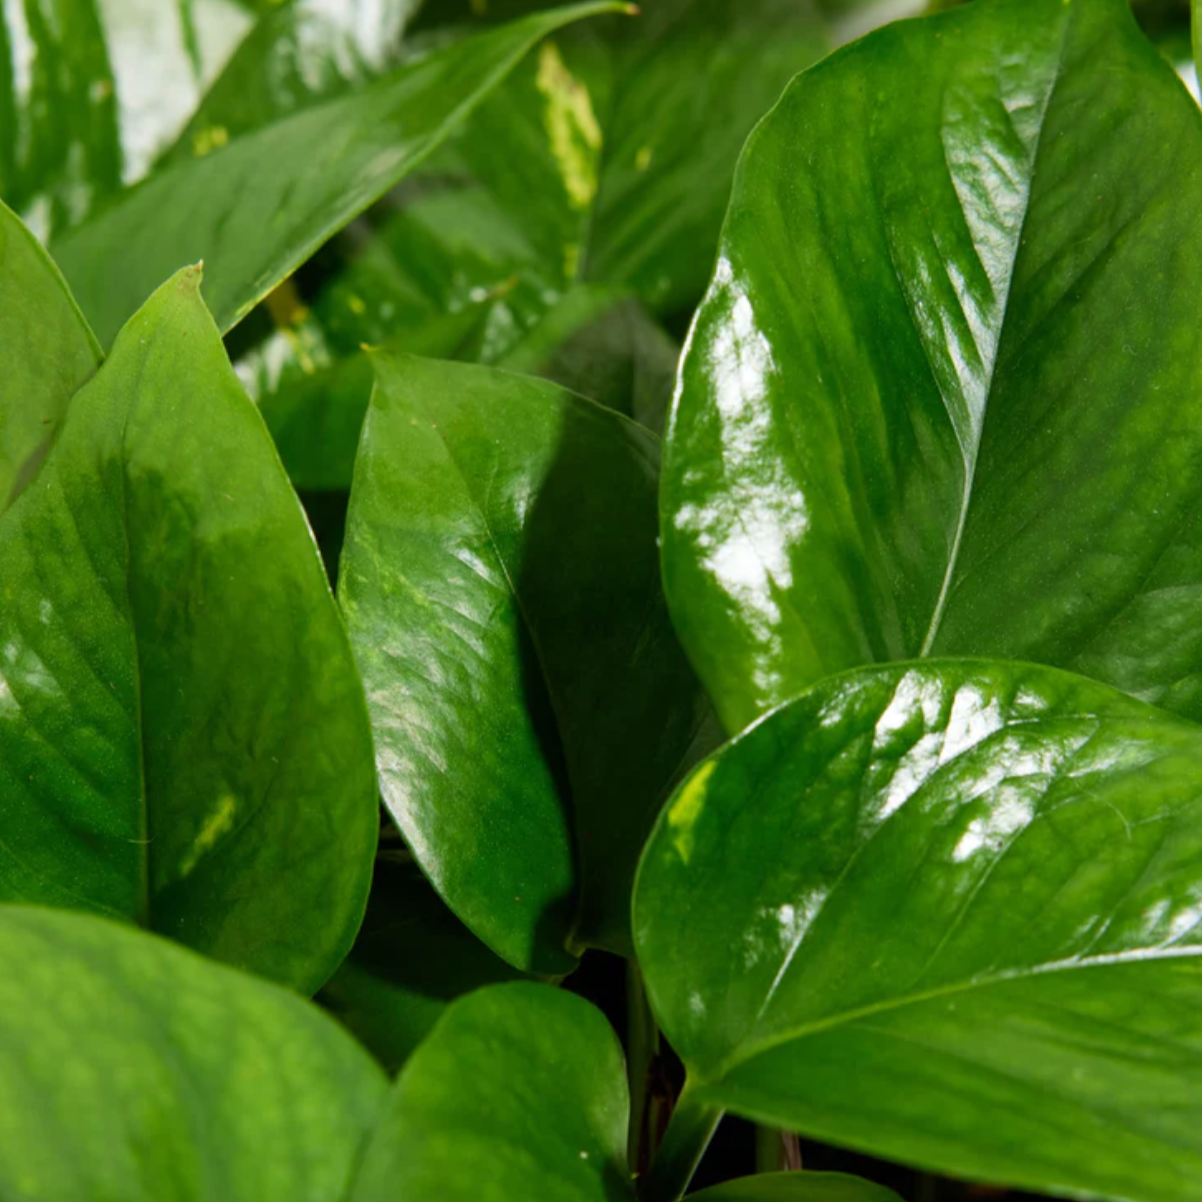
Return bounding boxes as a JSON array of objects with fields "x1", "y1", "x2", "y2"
[
  {"x1": 627, "y1": 960, "x2": 660, "y2": 1171},
  {"x1": 638, "y1": 1083, "x2": 722, "y2": 1202},
  {"x1": 755, "y1": 1125, "x2": 802, "y2": 1173}
]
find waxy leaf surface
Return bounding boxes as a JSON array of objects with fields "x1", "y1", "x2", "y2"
[
  {"x1": 319, "y1": 854, "x2": 523, "y2": 1074},
  {"x1": 688, "y1": 1174, "x2": 904, "y2": 1202},
  {"x1": 348, "y1": 982, "x2": 634, "y2": 1202},
  {"x1": 51, "y1": 3, "x2": 625, "y2": 345},
  {"x1": 0, "y1": 906, "x2": 388, "y2": 1202},
  {"x1": 0, "y1": 201, "x2": 100, "y2": 508},
  {"x1": 662, "y1": 0, "x2": 1202, "y2": 732},
  {"x1": 636, "y1": 660, "x2": 1202, "y2": 1200},
  {"x1": 0, "y1": 268, "x2": 377, "y2": 993},
  {"x1": 339, "y1": 353, "x2": 707, "y2": 970}
]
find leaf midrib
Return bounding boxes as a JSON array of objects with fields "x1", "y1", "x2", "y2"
[{"x1": 915, "y1": 16, "x2": 1072, "y2": 656}]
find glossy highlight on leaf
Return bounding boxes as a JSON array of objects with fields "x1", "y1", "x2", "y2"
[
  {"x1": 0, "y1": 906, "x2": 388, "y2": 1202},
  {"x1": 662, "y1": 0, "x2": 1202, "y2": 732},
  {"x1": 636, "y1": 659, "x2": 1202, "y2": 1200},
  {"x1": 339, "y1": 353, "x2": 707, "y2": 970},
  {"x1": 0, "y1": 267, "x2": 377, "y2": 993}
]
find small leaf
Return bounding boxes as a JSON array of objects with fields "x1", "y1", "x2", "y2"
[
  {"x1": 688, "y1": 1173, "x2": 904, "y2": 1202},
  {"x1": 0, "y1": 906, "x2": 388, "y2": 1202},
  {"x1": 662, "y1": 0, "x2": 1202, "y2": 732},
  {"x1": 636, "y1": 660, "x2": 1202, "y2": 1200},
  {"x1": 348, "y1": 982, "x2": 634, "y2": 1202},
  {"x1": 0, "y1": 201, "x2": 101, "y2": 508},
  {"x1": 319, "y1": 854, "x2": 523, "y2": 1074},
  {"x1": 51, "y1": 2, "x2": 627, "y2": 346},
  {"x1": 0, "y1": 267, "x2": 377, "y2": 993},
  {"x1": 339, "y1": 353, "x2": 708, "y2": 970}
]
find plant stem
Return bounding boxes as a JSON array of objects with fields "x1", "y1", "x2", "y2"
[
  {"x1": 755, "y1": 1125, "x2": 802, "y2": 1173},
  {"x1": 626, "y1": 960, "x2": 660, "y2": 1171},
  {"x1": 638, "y1": 1083, "x2": 723, "y2": 1202}
]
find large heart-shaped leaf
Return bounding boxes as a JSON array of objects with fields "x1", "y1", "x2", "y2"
[
  {"x1": 318, "y1": 853, "x2": 523, "y2": 1074},
  {"x1": 50, "y1": 2, "x2": 626, "y2": 346},
  {"x1": 688, "y1": 1175, "x2": 903, "y2": 1202},
  {"x1": 348, "y1": 982, "x2": 634, "y2": 1202},
  {"x1": 0, "y1": 906, "x2": 388, "y2": 1202},
  {"x1": 0, "y1": 266, "x2": 377, "y2": 993},
  {"x1": 635, "y1": 660, "x2": 1202, "y2": 1200},
  {"x1": 339, "y1": 353, "x2": 709, "y2": 970},
  {"x1": 0, "y1": 201, "x2": 100, "y2": 508},
  {"x1": 661, "y1": 0, "x2": 1202, "y2": 733}
]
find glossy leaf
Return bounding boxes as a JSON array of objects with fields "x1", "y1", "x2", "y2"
[
  {"x1": 662, "y1": 0, "x2": 1202, "y2": 733},
  {"x1": 319, "y1": 853, "x2": 523, "y2": 1074},
  {"x1": 0, "y1": 267, "x2": 377, "y2": 993},
  {"x1": 50, "y1": 2, "x2": 627, "y2": 346},
  {"x1": 635, "y1": 660, "x2": 1202, "y2": 1200},
  {"x1": 688, "y1": 1174, "x2": 904, "y2": 1202},
  {"x1": 348, "y1": 982, "x2": 635, "y2": 1202},
  {"x1": 0, "y1": 906, "x2": 388, "y2": 1202},
  {"x1": 0, "y1": 200, "x2": 101, "y2": 508},
  {"x1": 339, "y1": 353, "x2": 707, "y2": 970}
]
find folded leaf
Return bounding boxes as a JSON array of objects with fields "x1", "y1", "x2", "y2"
[
  {"x1": 318, "y1": 854, "x2": 523, "y2": 1074},
  {"x1": 635, "y1": 660, "x2": 1202, "y2": 1200},
  {"x1": 688, "y1": 1174, "x2": 904, "y2": 1202},
  {"x1": 0, "y1": 267, "x2": 377, "y2": 993},
  {"x1": 0, "y1": 201, "x2": 101, "y2": 508},
  {"x1": 348, "y1": 982, "x2": 634, "y2": 1202},
  {"x1": 51, "y1": 2, "x2": 627, "y2": 346},
  {"x1": 662, "y1": 0, "x2": 1202, "y2": 731},
  {"x1": 0, "y1": 906, "x2": 387, "y2": 1202},
  {"x1": 339, "y1": 353, "x2": 708, "y2": 969}
]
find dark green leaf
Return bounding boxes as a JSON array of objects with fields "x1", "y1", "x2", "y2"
[
  {"x1": 0, "y1": 267, "x2": 376, "y2": 993},
  {"x1": 0, "y1": 906, "x2": 388, "y2": 1201},
  {"x1": 339, "y1": 353, "x2": 707, "y2": 969},
  {"x1": 635, "y1": 659, "x2": 1202, "y2": 1200},
  {"x1": 0, "y1": 200, "x2": 101, "y2": 508},
  {"x1": 662, "y1": 0, "x2": 1202, "y2": 732},
  {"x1": 319, "y1": 853, "x2": 523, "y2": 1074},
  {"x1": 50, "y1": 2, "x2": 627, "y2": 346},
  {"x1": 347, "y1": 982, "x2": 635, "y2": 1202},
  {"x1": 688, "y1": 1174, "x2": 904, "y2": 1202}
]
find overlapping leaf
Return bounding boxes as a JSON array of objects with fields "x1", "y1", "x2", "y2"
[
  {"x1": 348, "y1": 982, "x2": 634, "y2": 1202},
  {"x1": 0, "y1": 266, "x2": 377, "y2": 993},
  {"x1": 662, "y1": 0, "x2": 1202, "y2": 732},
  {"x1": 688, "y1": 1175, "x2": 904, "y2": 1202},
  {"x1": 636, "y1": 660, "x2": 1202, "y2": 1200},
  {"x1": 339, "y1": 353, "x2": 709, "y2": 970},
  {"x1": 51, "y1": 3, "x2": 625, "y2": 345}
]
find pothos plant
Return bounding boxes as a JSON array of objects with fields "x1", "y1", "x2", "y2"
[{"x1": 1, "y1": 0, "x2": 1201, "y2": 1199}]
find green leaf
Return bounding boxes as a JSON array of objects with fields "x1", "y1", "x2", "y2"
[
  {"x1": 662, "y1": 0, "x2": 1202, "y2": 733},
  {"x1": 635, "y1": 659, "x2": 1202, "y2": 1200},
  {"x1": 0, "y1": 905, "x2": 388, "y2": 1202},
  {"x1": 0, "y1": 266, "x2": 377, "y2": 993},
  {"x1": 688, "y1": 1174, "x2": 904, "y2": 1202},
  {"x1": 50, "y1": 2, "x2": 627, "y2": 347},
  {"x1": 319, "y1": 853, "x2": 523, "y2": 1074},
  {"x1": 0, "y1": 200, "x2": 101, "y2": 508},
  {"x1": 165, "y1": 0, "x2": 418, "y2": 162},
  {"x1": 0, "y1": 0, "x2": 258, "y2": 236},
  {"x1": 347, "y1": 981, "x2": 635, "y2": 1202},
  {"x1": 339, "y1": 353, "x2": 708, "y2": 970}
]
